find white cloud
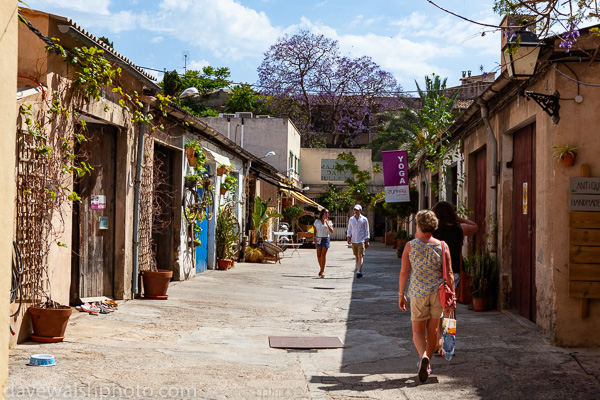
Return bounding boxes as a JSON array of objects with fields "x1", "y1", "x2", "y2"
[
  {"x1": 138, "y1": 0, "x2": 282, "y2": 61},
  {"x1": 150, "y1": 36, "x2": 163, "y2": 44},
  {"x1": 187, "y1": 59, "x2": 210, "y2": 70}
]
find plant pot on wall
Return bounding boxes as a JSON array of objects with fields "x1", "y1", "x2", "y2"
[
  {"x1": 562, "y1": 152, "x2": 576, "y2": 167},
  {"x1": 220, "y1": 188, "x2": 227, "y2": 196},
  {"x1": 189, "y1": 156, "x2": 198, "y2": 167},
  {"x1": 29, "y1": 306, "x2": 72, "y2": 343},
  {"x1": 217, "y1": 167, "x2": 227, "y2": 176},
  {"x1": 141, "y1": 269, "x2": 173, "y2": 300}
]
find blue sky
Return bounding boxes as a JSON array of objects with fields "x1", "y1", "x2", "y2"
[{"x1": 24, "y1": 0, "x2": 504, "y2": 94}]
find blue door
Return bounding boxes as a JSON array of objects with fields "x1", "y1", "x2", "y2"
[
  {"x1": 195, "y1": 185, "x2": 209, "y2": 273},
  {"x1": 195, "y1": 217, "x2": 209, "y2": 273}
]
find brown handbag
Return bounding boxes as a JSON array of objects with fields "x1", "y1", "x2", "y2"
[{"x1": 456, "y1": 256, "x2": 473, "y2": 305}]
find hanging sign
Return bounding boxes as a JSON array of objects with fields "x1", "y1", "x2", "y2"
[
  {"x1": 382, "y1": 150, "x2": 410, "y2": 202},
  {"x1": 91, "y1": 195, "x2": 106, "y2": 210}
]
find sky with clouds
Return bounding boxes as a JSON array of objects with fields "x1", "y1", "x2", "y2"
[{"x1": 23, "y1": 0, "x2": 504, "y2": 94}]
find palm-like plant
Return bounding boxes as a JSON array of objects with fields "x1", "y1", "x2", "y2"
[{"x1": 252, "y1": 197, "x2": 283, "y2": 241}]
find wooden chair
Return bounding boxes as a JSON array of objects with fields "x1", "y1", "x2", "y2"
[{"x1": 262, "y1": 241, "x2": 284, "y2": 263}]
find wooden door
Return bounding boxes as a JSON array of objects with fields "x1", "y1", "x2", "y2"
[
  {"x1": 71, "y1": 124, "x2": 116, "y2": 300},
  {"x1": 474, "y1": 149, "x2": 487, "y2": 252},
  {"x1": 152, "y1": 145, "x2": 175, "y2": 271},
  {"x1": 512, "y1": 123, "x2": 537, "y2": 322}
]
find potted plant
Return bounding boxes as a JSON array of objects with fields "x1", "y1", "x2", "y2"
[
  {"x1": 184, "y1": 140, "x2": 205, "y2": 167},
  {"x1": 217, "y1": 162, "x2": 233, "y2": 177},
  {"x1": 251, "y1": 196, "x2": 283, "y2": 243},
  {"x1": 552, "y1": 144, "x2": 579, "y2": 167},
  {"x1": 464, "y1": 250, "x2": 497, "y2": 311},
  {"x1": 396, "y1": 230, "x2": 412, "y2": 258},
  {"x1": 220, "y1": 175, "x2": 237, "y2": 195},
  {"x1": 215, "y1": 201, "x2": 240, "y2": 270}
]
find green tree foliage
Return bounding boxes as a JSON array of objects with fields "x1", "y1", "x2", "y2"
[
  {"x1": 159, "y1": 66, "x2": 232, "y2": 117},
  {"x1": 315, "y1": 152, "x2": 373, "y2": 212},
  {"x1": 225, "y1": 84, "x2": 258, "y2": 113},
  {"x1": 97, "y1": 36, "x2": 113, "y2": 48}
]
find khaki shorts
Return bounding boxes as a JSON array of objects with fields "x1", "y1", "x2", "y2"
[
  {"x1": 352, "y1": 242, "x2": 365, "y2": 256},
  {"x1": 410, "y1": 291, "x2": 443, "y2": 322}
]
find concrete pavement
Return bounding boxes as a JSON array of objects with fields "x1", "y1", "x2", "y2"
[{"x1": 7, "y1": 241, "x2": 600, "y2": 399}]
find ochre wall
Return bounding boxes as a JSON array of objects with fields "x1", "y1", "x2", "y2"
[{"x1": 1, "y1": 0, "x2": 18, "y2": 390}]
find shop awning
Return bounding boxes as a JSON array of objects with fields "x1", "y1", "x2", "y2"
[
  {"x1": 289, "y1": 191, "x2": 325, "y2": 210},
  {"x1": 202, "y1": 146, "x2": 231, "y2": 167}
]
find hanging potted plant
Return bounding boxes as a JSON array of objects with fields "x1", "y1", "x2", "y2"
[
  {"x1": 217, "y1": 162, "x2": 232, "y2": 177},
  {"x1": 215, "y1": 201, "x2": 240, "y2": 270},
  {"x1": 552, "y1": 144, "x2": 579, "y2": 167},
  {"x1": 220, "y1": 175, "x2": 237, "y2": 196},
  {"x1": 184, "y1": 140, "x2": 205, "y2": 168}
]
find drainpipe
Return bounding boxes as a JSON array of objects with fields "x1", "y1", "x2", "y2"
[
  {"x1": 132, "y1": 104, "x2": 149, "y2": 296},
  {"x1": 227, "y1": 116, "x2": 231, "y2": 139},
  {"x1": 479, "y1": 101, "x2": 498, "y2": 251},
  {"x1": 241, "y1": 117, "x2": 245, "y2": 148}
]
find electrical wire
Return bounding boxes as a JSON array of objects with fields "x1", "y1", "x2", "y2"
[{"x1": 550, "y1": 63, "x2": 600, "y2": 86}]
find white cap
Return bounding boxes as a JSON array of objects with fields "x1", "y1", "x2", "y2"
[{"x1": 353, "y1": 204, "x2": 362, "y2": 211}]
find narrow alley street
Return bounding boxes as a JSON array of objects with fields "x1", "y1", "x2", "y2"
[{"x1": 7, "y1": 241, "x2": 600, "y2": 400}]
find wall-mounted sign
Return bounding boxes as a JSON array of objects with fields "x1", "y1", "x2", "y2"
[
  {"x1": 382, "y1": 150, "x2": 409, "y2": 202},
  {"x1": 522, "y1": 182, "x2": 528, "y2": 215},
  {"x1": 568, "y1": 178, "x2": 600, "y2": 211},
  {"x1": 569, "y1": 194, "x2": 600, "y2": 211},
  {"x1": 569, "y1": 177, "x2": 600, "y2": 194},
  {"x1": 320, "y1": 159, "x2": 351, "y2": 181},
  {"x1": 91, "y1": 195, "x2": 106, "y2": 210},
  {"x1": 99, "y1": 216, "x2": 108, "y2": 230}
]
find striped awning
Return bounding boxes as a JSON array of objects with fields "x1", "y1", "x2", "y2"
[{"x1": 289, "y1": 191, "x2": 325, "y2": 210}]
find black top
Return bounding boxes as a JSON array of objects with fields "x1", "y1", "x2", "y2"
[{"x1": 433, "y1": 223, "x2": 464, "y2": 272}]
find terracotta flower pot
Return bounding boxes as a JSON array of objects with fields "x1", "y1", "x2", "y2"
[
  {"x1": 217, "y1": 167, "x2": 227, "y2": 176},
  {"x1": 29, "y1": 306, "x2": 72, "y2": 343},
  {"x1": 217, "y1": 258, "x2": 231, "y2": 270},
  {"x1": 562, "y1": 152, "x2": 576, "y2": 166},
  {"x1": 141, "y1": 269, "x2": 173, "y2": 300},
  {"x1": 189, "y1": 156, "x2": 198, "y2": 167},
  {"x1": 185, "y1": 147, "x2": 195, "y2": 158},
  {"x1": 472, "y1": 297, "x2": 488, "y2": 311},
  {"x1": 220, "y1": 188, "x2": 227, "y2": 195}
]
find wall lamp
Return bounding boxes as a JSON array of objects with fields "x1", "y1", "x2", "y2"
[
  {"x1": 260, "y1": 151, "x2": 276, "y2": 159},
  {"x1": 503, "y1": 30, "x2": 560, "y2": 123}
]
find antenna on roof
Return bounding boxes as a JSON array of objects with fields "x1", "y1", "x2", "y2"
[{"x1": 182, "y1": 50, "x2": 190, "y2": 74}]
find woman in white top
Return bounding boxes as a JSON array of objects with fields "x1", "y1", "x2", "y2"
[{"x1": 313, "y1": 209, "x2": 334, "y2": 278}]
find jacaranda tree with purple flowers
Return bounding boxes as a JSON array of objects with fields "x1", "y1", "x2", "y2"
[
  {"x1": 257, "y1": 30, "x2": 403, "y2": 148},
  {"x1": 493, "y1": 1, "x2": 599, "y2": 52}
]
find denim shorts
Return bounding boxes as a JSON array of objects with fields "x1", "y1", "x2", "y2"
[{"x1": 315, "y1": 237, "x2": 330, "y2": 248}]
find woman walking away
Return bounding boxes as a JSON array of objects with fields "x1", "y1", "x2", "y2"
[
  {"x1": 432, "y1": 201, "x2": 478, "y2": 292},
  {"x1": 399, "y1": 210, "x2": 455, "y2": 383},
  {"x1": 314, "y1": 209, "x2": 334, "y2": 278}
]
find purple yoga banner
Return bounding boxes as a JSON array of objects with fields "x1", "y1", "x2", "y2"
[{"x1": 381, "y1": 150, "x2": 410, "y2": 202}]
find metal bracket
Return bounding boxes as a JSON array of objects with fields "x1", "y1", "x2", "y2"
[{"x1": 524, "y1": 90, "x2": 560, "y2": 124}]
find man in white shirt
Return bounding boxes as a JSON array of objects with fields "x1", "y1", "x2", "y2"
[{"x1": 347, "y1": 204, "x2": 370, "y2": 278}]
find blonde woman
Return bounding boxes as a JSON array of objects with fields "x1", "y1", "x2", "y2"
[
  {"x1": 398, "y1": 210, "x2": 454, "y2": 383},
  {"x1": 313, "y1": 209, "x2": 334, "y2": 278}
]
